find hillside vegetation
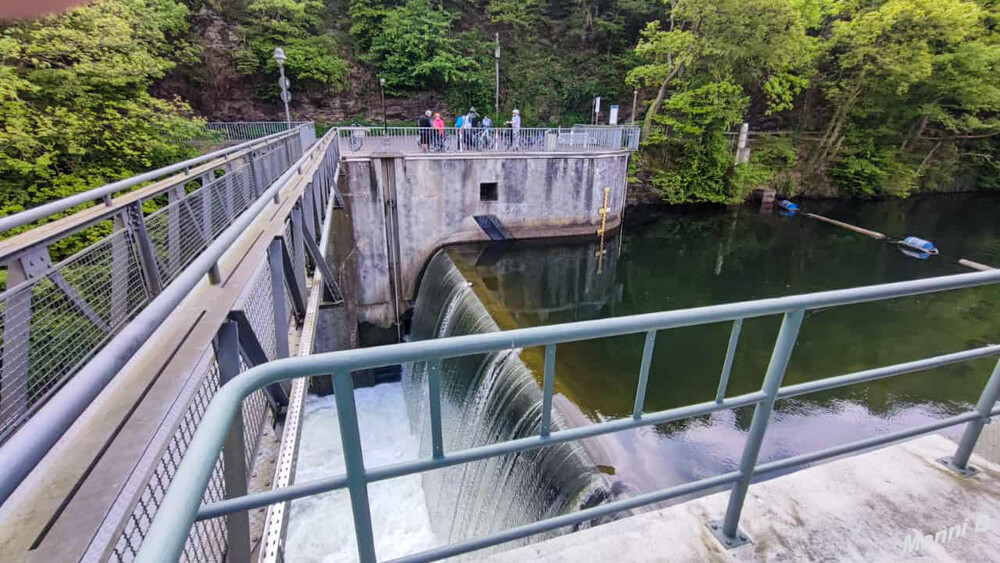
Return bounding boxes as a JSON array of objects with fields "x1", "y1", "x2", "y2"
[{"x1": 1, "y1": 0, "x2": 998, "y2": 218}]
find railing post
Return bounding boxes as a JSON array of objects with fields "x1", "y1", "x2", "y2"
[
  {"x1": 715, "y1": 319, "x2": 744, "y2": 403},
  {"x1": 1, "y1": 254, "x2": 33, "y2": 429},
  {"x1": 167, "y1": 184, "x2": 184, "y2": 275},
  {"x1": 632, "y1": 330, "x2": 657, "y2": 419},
  {"x1": 248, "y1": 151, "x2": 264, "y2": 197},
  {"x1": 941, "y1": 357, "x2": 1000, "y2": 476},
  {"x1": 224, "y1": 163, "x2": 235, "y2": 220},
  {"x1": 710, "y1": 309, "x2": 804, "y2": 548},
  {"x1": 332, "y1": 370, "x2": 378, "y2": 563},
  {"x1": 268, "y1": 238, "x2": 290, "y2": 359},
  {"x1": 290, "y1": 203, "x2": 308, "y2": 294},
  {"x1": 540, "y1": 344, "x2": 556, "y2": 437},
  {"x1": 110, "y1": 213, "x2": 131, "y2": 326},
  {"x1": 427, "y1": 359, "x2": 445, "y2": 459},
  {"x1": 214, "y1": 320, "x2": 252, "y2": 563},
  {"x1": 126, "y1": 202, "x2": 164, "y2": 295}
]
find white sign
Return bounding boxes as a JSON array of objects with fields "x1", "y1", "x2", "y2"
[
  {"x1": 609, "y1": 105, "x2": 619, "y2": 125},
  {"x1": 594, "y1": 96, "x2": 601, "y2": 114},
  {"x1": 280, "y1": 90, "x2": 292, "y2": 103},
  {"x1": 278, "y1": 77, "x2": 290, "y2": 89}
]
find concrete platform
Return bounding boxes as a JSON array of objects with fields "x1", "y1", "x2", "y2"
[{"x1": 484, "y1": 435, "x2": 1000, "y2": 562}]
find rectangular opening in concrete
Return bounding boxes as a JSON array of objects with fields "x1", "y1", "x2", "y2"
[{"x1": 480, "y1": 182, "x2": 498, "y2": 201}]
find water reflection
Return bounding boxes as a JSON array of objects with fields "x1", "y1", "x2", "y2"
[{"x1": 446, "y1": 193, "x2": 1000, "y2": 497}]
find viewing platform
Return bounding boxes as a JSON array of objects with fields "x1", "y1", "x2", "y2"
[{"x1": 335, "y1": 125, "x2": 640, "y2": 157}]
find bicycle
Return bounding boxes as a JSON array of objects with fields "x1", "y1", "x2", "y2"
[{"x1": 347, "y1": 124, "x2": 365, "y2": 151}]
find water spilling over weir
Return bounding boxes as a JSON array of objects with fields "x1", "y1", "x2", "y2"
[{"x1": 403, "y1": 251, "x2": 618, "y2": 550}]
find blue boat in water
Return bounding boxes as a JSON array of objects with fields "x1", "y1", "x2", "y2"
[
  {"x1": 777, "y1": 200, "x2": 799, "y2": 213},
  {"x1": 898, "y1": 236, "x2": 939, "y2": 256}
]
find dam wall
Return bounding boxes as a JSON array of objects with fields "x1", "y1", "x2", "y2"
[{"x1": 334, "y1": 150, "x2": 630, "y2": 328}]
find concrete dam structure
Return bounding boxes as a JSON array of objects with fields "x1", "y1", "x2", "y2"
[{"x1": 335, "y1": 149, "x2": 630, "y2": 329}]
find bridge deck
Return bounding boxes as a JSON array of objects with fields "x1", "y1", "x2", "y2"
[{"x1": 485, "y1": 434, "x2": 1000, "y2": 562}]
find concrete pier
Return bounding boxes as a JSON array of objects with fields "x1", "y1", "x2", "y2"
[{"x1": 485, "y1": 435, "x2": 1000, "y2": 562}]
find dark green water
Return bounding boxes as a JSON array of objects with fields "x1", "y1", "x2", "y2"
[{"x1": 445, "y1": 192, "x2": 1000, "y2": 494}]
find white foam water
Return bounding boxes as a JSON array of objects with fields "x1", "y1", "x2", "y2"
[{"x1": 285, "y1": 383, "x2": 441, "y2": 562}]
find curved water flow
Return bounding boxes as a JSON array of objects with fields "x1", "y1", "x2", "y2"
[{"x1": 403, "y1": 252, "x2": 615, "y2": 551}]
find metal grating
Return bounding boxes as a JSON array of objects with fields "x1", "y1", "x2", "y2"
[
  {"x1": 243, "y1": 264, "x2": 277, "y2": 362},
  {"x1": 111, "y1": 361, "x2": 227, "y2": 563},
  {"x1": 145, "y1": 166, "x2": 256, "y2": 286},
  {"x1": 0, "y1": 129, "x2": 305, "y2": 443},
  {"x1": 0, "y1": 229, "x2": 149, "y2": 441}
]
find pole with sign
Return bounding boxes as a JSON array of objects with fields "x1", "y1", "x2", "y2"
[
  {"x1": 609, "y1": 105, "x2": 619, "y2": 125},
  {"x1": 594, "y1": 96, "x2": 601, "y2": 125},
  {"x1": 274, "y1": 48, "x2": 291, "y2": 126}
]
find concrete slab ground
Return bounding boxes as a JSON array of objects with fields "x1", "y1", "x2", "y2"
[{"x1": 484, "y1": 435, "x2": 1000, "y2": 563}]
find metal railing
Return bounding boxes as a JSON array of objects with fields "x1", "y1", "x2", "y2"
[
  {"x1": 0, "y1": 127, "x2": 307, "y2": 445},
  {"x1": 138, "y1": 267, "x2": 1000, "y2": 562},
  {"x1": 337, "y1": 125, "x2": 640, "y2": 155},
  {"x1": 102, "y1": 128, "x2": 342, "y2": 563},
  {"x1": 0, "y1": 124, "x2": 323, "y2": 509},
  {"x1": 204, "y1": 122, "x2": 315, "y2": 143}
]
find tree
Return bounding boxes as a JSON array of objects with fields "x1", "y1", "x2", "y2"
[
  {"x1": 236, "y1": 0, "x2": 349, "y2": 90},
  {"x1": 0, "y1": 0, "x2": 205, "y2": 255},
  {"x1": 628, "y1": 0, "x2": 815, "y2": 134},
  {"x1": 647, "y1": 81, "x2": 751, "y2": 203},
  {"x1": 364, "y1": 0, "x2": 478, "y2": 93},
  {"x1": 810, "y1": 0, "x2": 996, "y2": 178}
]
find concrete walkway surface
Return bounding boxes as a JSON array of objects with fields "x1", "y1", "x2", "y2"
[{"x1": 485, "y1": 435, "x2": 1000, "y2": 562}]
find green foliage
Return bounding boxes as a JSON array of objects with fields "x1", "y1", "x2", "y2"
[
  {"x1": 364, "y1": 0, "x2": 479, "y2": 94},
  {"x1": 0, "y1": 0, "x2": 205, "y2": 256},
  {"x1": 487, "y1": 0, "x2": 543, "y2": 28},
  {"x1": 348, "y1": 0, "x2": 388, "y2": 51},
  {"x1": 239, "y1": 0, "x2": 349, "y2": 89},
  {"x1": 648, "y1": 81, "x2": 751, "y2": 204}
]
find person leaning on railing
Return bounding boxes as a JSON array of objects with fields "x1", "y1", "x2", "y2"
[
  {"x1": 418, "y1": 110, "x2": 432, "y2": 152},
  {"x1": 432, "y1": 113, "x2": 445, "y2": 152}
]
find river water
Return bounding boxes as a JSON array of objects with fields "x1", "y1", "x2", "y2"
[
  {"x1": 440, "y1": 192, "x2": 1000, "y2": 497},
  {"x1": 288, "y1": 193, "x2": 1000, "y2": 560}
]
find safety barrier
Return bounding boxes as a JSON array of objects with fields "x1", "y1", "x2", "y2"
[
  {"x1": 205, "y1": 122, "x2": 315, "y2": 143},
  {"x1": 138, "y1": 267, "x2": 1000, "y2": 562},
  {"x1": 337, "y1": 125, "x2": 640, "y2": 155}
]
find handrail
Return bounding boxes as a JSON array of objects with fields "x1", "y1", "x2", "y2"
[
  {"x1": 0, "y1": 126, "x2": 306, "y2": 235},
  {"x1": 136, "y1": 267, "x2": 1000, "y2": 562},
  {"x1": 0, "y1": 128, "x2": 337, "y2": 506}
]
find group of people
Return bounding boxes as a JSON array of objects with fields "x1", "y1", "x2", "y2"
[{"x1": 417, "y1": 107, "x2": 522, "y2": 152}]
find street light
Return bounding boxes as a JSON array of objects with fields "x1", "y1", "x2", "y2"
[
  {"x1": 378, "y1": 77, "x2": 387, "y2": 133},
  {"x1": 273, "y1": 47, "x2": 291, "y2": 127}
]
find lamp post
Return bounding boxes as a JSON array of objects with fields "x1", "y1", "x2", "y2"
[
  {"x1": 273, "y1": 47, "x2": 291, "y2": 126},
  {"x1": 494, "y1": 33, "x2": 500, "y2": 117},
  {"x1": 379, "y1": 77, "x2": 387, "y2": 134},
  {"x1": 630, "y1": 88, "x2": 638, "y2": 125}
]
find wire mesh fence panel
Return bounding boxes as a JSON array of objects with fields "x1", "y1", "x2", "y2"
[
  {"x1": 244, "y1": 265, "x2": 277, "y2": 362},
  {"x1": 204, "y1": 122, "x2": 312, "y2": 142},
  {"x1": 144, "y1": 166, "x2": 257, "y2": 286},
  {"x1": 0, "y1": 229, "x2": 149, "y2": 441},
  {"x1": 111, "y1": 361, "x2": 227, "y2": 563}
]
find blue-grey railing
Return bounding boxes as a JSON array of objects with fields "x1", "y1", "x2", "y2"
[{"x1": 137, "y1": 268, "x2": 1000, "y2": 562}]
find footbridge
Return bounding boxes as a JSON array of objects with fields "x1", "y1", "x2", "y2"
[{"x1": 0, "y1": 122, "x2": 640, "y2": 562}]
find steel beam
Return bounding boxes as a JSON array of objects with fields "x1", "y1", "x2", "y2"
[{"x1": 214, "y1": 320, "x2": 251, "y2": 563}]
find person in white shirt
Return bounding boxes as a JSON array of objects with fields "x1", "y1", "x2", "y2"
[{"x1": 505, "y1": 109, "x2": 521, "y2": 150}]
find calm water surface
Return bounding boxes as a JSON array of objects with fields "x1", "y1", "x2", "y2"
[{"x1": 445, "y1": 193, "x2": 1000, "y2": 494}]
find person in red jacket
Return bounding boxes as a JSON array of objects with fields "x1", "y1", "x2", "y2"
[{"x1": 432, "y1": 113, "x2": 446, "y2": 151}]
